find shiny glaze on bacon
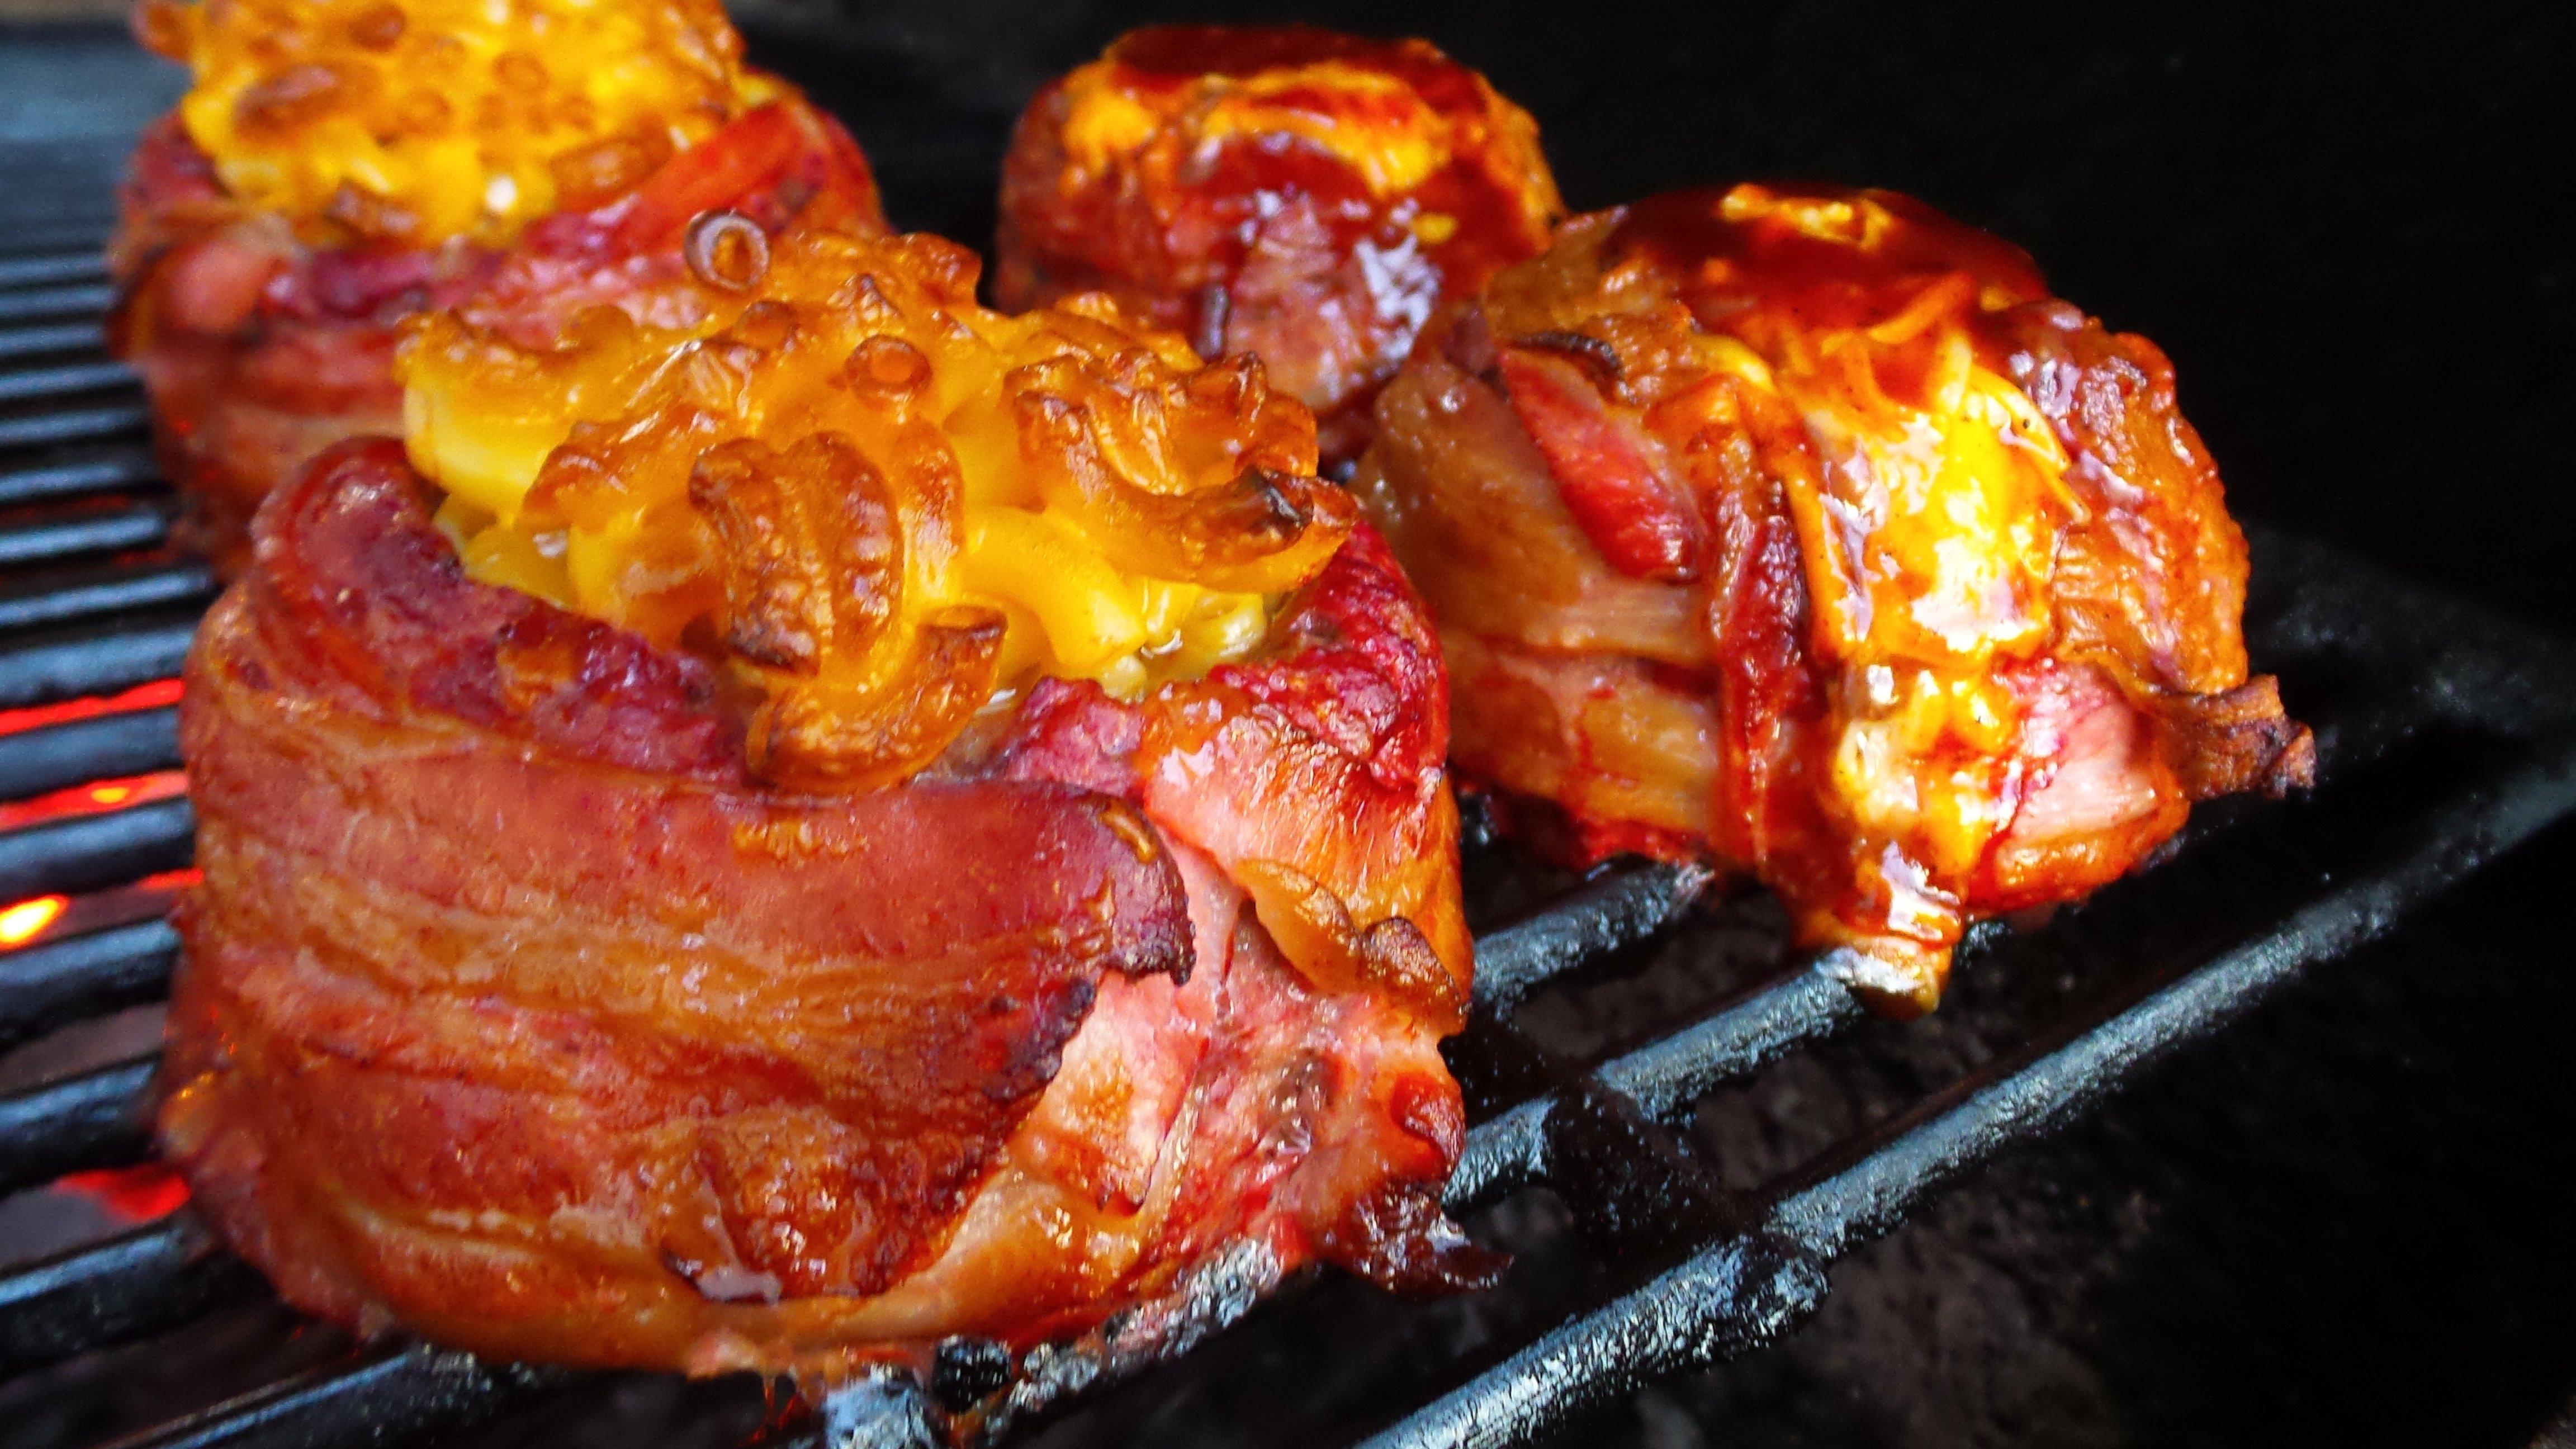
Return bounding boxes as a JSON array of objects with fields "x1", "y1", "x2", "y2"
[
  {"x1": 109, "y1": 93, "x2": 880, "y2": 576},
  {"x1": 165, "y1": 439, "x2": 1480, "y2": 1403},
  {"x1": 1356, "y1": 183, "x2": 2313, "y2": 1009},
  {"x1": 995, "y1": 24, "x2": 1561, "y2": 466}
]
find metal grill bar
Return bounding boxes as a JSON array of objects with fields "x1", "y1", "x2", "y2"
[
  {"x1": 92, "y1": 1343, "x2": 570, "y2": 1449},
  {"x1": 0, "y1": 1051, "x2": 156, "y2": 1195},
  {"x1": 0, "y1": 283, "x2": 118, "y2": 325},
  {"x1": 0, "y1": 918, "x2": 181, "y2": 1052},
  {"x1": 0, "y1": 448, "x2": 160, "y2": 507},
  {"x1": 0, "y1": 254, "x2": 108, "y2": 290},
  {"x1": 1450, "y1": 963, "x2": 1860, "y2": 1210},
  {"x1": 0, "y1": 562, "x2": 216, "y2": 634},
  {"x1": 0, "y1": 502, "x2": 170, "y2": 566},
  {"x1": 0, "y1": 401, "x2": 151, "y2": 449},
  {"x1": 0, "y1": 359, "x2": 135, "y2": 405},
  {"x1": 0, "y1": 704, "x2": 186, "y2": 801},
  {"x1": 0, "y1": 323, "x2": 106, "y2": 362},
  {"x1": 1359, "y1": 1236, "x2": 1825, "y2": 1449},
  {"x1": 0, "y1": 1214, "x2": 261, "y2": 1378},
  {"x1": 1469, "y1": 863, "x2": 1708, "y2": 1013},
  {"x1": 0, "y1": 794, "x2": 196, "y2": 899},
  {"x1": 0, "y1": 614, "x2": 197, "y2": 709}
]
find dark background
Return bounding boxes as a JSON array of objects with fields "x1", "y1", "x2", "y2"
[{"x1": 5, "y1": 2, "x2": 2574, "y2": 1444}]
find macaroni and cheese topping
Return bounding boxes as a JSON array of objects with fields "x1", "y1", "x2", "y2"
[
  {"x1": 138, "y1": 0, "x2": 769, "y2": 245},
  {"x1": 400, "y1": 224, "x2": 1353, "y2": 790}
]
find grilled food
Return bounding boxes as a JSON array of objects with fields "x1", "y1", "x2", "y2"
[
  {"x1": 1355, "y1": 183, "x2": 2314, "y2": 1008},
  {"x1": 996, "y1": 24, "x2": 1561, "y2": 467},
  {"x1": 109, "y1": 0, "x2": 882, "y2": 574},
  {"x1": 165, "y1": 222, "x2": 1482, "y2": 1420}
]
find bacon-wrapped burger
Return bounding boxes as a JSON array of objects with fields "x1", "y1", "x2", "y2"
[
  {"x1": 164, "y1": 221, "x2": 1480, "y2": 1424},
  {"x1": 996, "y1": 24, "x2": 1562, "y2": 467},
  {"x1": 1355, "y1": 183, "x2": 2314, "y2": 1009},
  {"x1": 111, "y1": 0, "x2": 883, "y2": 574}
]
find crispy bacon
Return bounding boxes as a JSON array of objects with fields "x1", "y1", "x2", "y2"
[
  {"x1": 108, "y1": 97, "x2": 882, "y2": 575},
  {"x1": 1493, "y1": 346, "x2": 1703, "y2": 583},
  {"x1": 995, "y1": 25, "x2": 1561, "y2": 466},
  {"x1": 165, "y1": 441, "x2": 1480, "y2": 1410},
  {"x1": 1356, "y1": 183, "x2": 2315, "y2": 1008}
]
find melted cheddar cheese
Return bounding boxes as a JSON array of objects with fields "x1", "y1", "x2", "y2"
[
  {"x1": 398, "y1": 224, "x2": 1352, "y2": 789},
  {"x1": 1670, "y1": 329, "x2": 2064, "y2": 881},
  {"x1": 138, "y1": 0, "x2": 767, "y2": 245},
  {"x1": 1692, "y1": 190, "x2": 2071, "y2": 882},
  {"x1": 1471, "y1": 182, "x2": 2090, "y2": 921}
]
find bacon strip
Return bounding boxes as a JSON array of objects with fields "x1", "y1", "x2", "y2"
[
  {"x1": 172, "y1": 442, "x2": 1191, "y2": 1370},
  {"x1": 166, "y1": 442, "x2": 1483, "y2": 1398},
  {"x1": 1494, "y1": 347, "x2": 1704, "y2": 583},
  {"x1": 1359, "y1": 184, "x2": 2314, "y2": 1009}
]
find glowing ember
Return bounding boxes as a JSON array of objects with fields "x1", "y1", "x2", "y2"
[
  {"x1": 0, "y1": 895, "x2": 69, "y2": 947},
  {"x1": 3, "y1": 870, "x2": 203, "y2": 948},
  {"x1": 0, "y1": 679, "x2": 184, "y2": 739},
  {"x1": 58, "y1": 1163, "x2": 192, "y2": 1221},
  {"x1": 0, "y1": 770, "x2": 190, "y2": 832}
]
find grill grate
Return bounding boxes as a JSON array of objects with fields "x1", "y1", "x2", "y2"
[{"x1": 6, "y1": 192, "x2": 2576, "y2": 1449}]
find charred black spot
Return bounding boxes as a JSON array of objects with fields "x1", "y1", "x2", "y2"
[
  {"x1": 1230, "y1": 467, "x2": 1312, "y2": 542},
  {"x1": 1513, "y1": 329, "x2": 1623, "y2": 384},
  {"x1": 930, "y1": 1336, "x2": 1016, "y2": 1411},
  {"x1": 1192, "y1": 282, "x2": 1231, "y2": 360},
  {"x1": 978, "y1": 974, "x2": 1098, "y2": 1103}
]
